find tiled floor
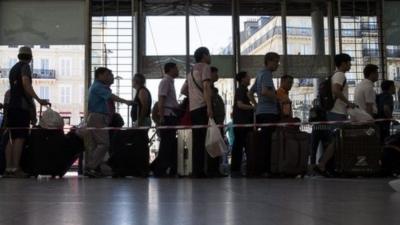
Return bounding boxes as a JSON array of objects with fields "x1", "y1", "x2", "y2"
[{"x1": 0, "y1": 177, "x2": 399, "y2": 225}]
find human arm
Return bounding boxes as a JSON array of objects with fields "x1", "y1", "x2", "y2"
[
  {"x1": 236, "y1": 87, "x2": 254, "y2": 110},
  {"x1": 203, "y1": 80, "x2": 213, "y2": 118},
  {"x1": 260, "y1": 72, "x2": 277, "y2": 100},
  {"x1": 261, "y1": 86, "x2": 277, "y2": 100},
  {"x1": 181, "y1": 80, "x2": 188, "y2": 96},
  {"x1": 111, "y1": 94, "x2": 132, "y2": 105},
  {"x1": 248, "y1": 84, "x2": 257, "y2": 106},
  {"x1": 22, "y1": 76, "x2": 48, "y2": 105},
  {"x1": 237, "y1": 100, "x2": 254, "y2": 110},
  {"x1": 332, "y1": 83, "x2": 356, "y2": 108},
  {"x1": 158, "y1": 95, "x2": 166, "y2": 124}
]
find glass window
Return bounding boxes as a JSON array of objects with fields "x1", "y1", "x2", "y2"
[
  {"x1": 39, "y1": 86, "x2": 49, "y2": 100},
  {"x1": 59, "y1": 58, "x2": 72, "y2": 76},
  {"x1": 146, "y1": 16, "x2": 186, "y2": 55},
  {"x1": 63, "y1": 117, "x2": 71, "y2": 125},
  {"x1": 60, "y1": 86, "x2": 72, "y2": 104},
  {"x1": 41, "y1": 59, "x2": 49, "y2": 70},
  {"x1": 189, "y1": 16, "x2": 233, "y2": 55}
]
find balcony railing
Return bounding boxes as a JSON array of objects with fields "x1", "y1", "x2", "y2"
[
  {"x1": 32, "y1": 69, "x2": 56, "y2": 79},
  {"x1": 0, "y1": 68, "x2": 56, "y2": 79}
]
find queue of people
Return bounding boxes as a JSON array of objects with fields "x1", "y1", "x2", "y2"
[{"x1": 0, "y1": 46, "x2": 397, "y2": 179}]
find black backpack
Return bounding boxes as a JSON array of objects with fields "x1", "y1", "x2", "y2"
[{"x1": 318, "y1": 76, "x2": 346, "y2": 111}]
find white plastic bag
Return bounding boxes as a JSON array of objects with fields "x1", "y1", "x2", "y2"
[
  {"x1": 348, "y1": 107, "x2": 373, "y2": 122},
  {"x1": 389, "y1": 179, "x2": 400, "y2": 192},
  {"x1": 39, "y1": 107, "x2": 64, "y2": 129},
  {"x1": 205, "y1": 119, "x2": 226, "y2": 158}
]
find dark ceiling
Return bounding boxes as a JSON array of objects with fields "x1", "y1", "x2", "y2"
[{"x1": 91, "y1": 0, "x2": 379, "y2": 16}]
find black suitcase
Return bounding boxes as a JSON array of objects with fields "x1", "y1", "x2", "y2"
[
  {"x1": 333, "y1": 124, "x2": 382, "y2": 177},
  {"x1": 245, "y1": 130, "x2": 266, "y2": 177},
  {"x1": 21, "y1": 129, "x2": 84, "y2": 178},
  {"x1": 270, "y1": 128, "x2": 310, "y2": 177},
  {"x1": 108, "y1": 129, "x2": 150, "y2": 177}
]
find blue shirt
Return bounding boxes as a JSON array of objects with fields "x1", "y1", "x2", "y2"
[
  {"x1": 250, "y1": 68, "x2": 278, "y2": 115},
  {"x1": 88, "y1": 80, "x2": 113, "y2": 114}
]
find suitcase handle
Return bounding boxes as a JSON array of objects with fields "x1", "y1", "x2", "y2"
[{"x1": 39, "y1": 102, "x2": 52, "y2": 119}]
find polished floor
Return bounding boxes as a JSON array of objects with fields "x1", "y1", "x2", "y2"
[{"x1": 0, "y1": 176, "x2": 399, "y2": 225}]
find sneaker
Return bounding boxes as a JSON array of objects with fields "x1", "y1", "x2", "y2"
[{"x1": 84, "y1": 169, "x2": 104, "y2": 178}]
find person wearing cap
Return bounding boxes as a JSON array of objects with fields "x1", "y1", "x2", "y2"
[{"x1": 3, "y1": 46, "x2": 50, "y2": 178}]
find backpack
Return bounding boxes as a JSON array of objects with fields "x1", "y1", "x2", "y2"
[{"x1": 318, "y1": 75, "x2": 346, "y2": 111}]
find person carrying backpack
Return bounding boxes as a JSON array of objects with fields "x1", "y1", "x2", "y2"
[{"x1": 314, "y1": 53, "x2": 356, "y2": 176}]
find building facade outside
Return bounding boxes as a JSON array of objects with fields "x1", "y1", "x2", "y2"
[
  {"x1": 238, "y1": 16, "x2": 400, "y2": 120},
  {"x1": 0, "y1": 45, "x2": 85, "y2": 125}
]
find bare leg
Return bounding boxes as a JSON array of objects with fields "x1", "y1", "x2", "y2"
[{"x1": 11, "y1": 138, "x2": 25, "y2": 171}]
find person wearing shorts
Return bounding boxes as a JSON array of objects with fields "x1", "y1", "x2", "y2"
[{"x1": 3, "y1": 46, "x2": 50, "y2": 178}]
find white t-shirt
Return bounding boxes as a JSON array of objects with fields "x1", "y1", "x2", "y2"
[
  {"x1": 354, "y1": 79, "x2": 377, "y2": 114},
  {"x1": 188, "y1": 63, "x2": 212, "y2": 111},
  {"x1": 330, "y1": 71, "x2": 349, "y2": 115}
]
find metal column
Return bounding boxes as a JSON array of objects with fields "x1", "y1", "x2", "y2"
[
  {"x1": 136, "y1": 0, "x2": 144, "y2": 74},
  {"x1": 232, "y1": 0, "x2": 241, "y2": 87},
  {"x1": 185, "y1": 0, "x2": 191, "y2": 75},
  {"x1": 327, "y1": 0, "x2": 336, "y2": 72},
  {"x1": 377, "y1": 0, "x2": 386, "y2": 80},
  {"x1": 281, "y1": 0, "x2": 288, "y2": 75},
  {"x1": 337, "y1": 0, "x2": 343, "y2": 53},
  {"x1": 84, "y1": 0, "x2": 92, "y2": 117}
]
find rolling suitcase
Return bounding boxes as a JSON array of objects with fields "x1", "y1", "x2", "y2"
[
  {"x1": 21, "y1": 128, "x2": 84, "y2": 178},
  {"x1": 108, "y1": 129, "x2": 150, "y2": 177},
  {"x1": 177, "y1": 129, "x2": 192, "y2": 176},
  {"x1": 245, "y1": 130, "x2": 265, "y2": 177},
  {"x1": 333, "y1": 124, "x2": 382, "y2": 177},
  {"x1": 270, "y1": 128, "x2": 310, "y2": 177},
  {"x1": 20, "y1": 106, "x2": 84, "y2": 178}
]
